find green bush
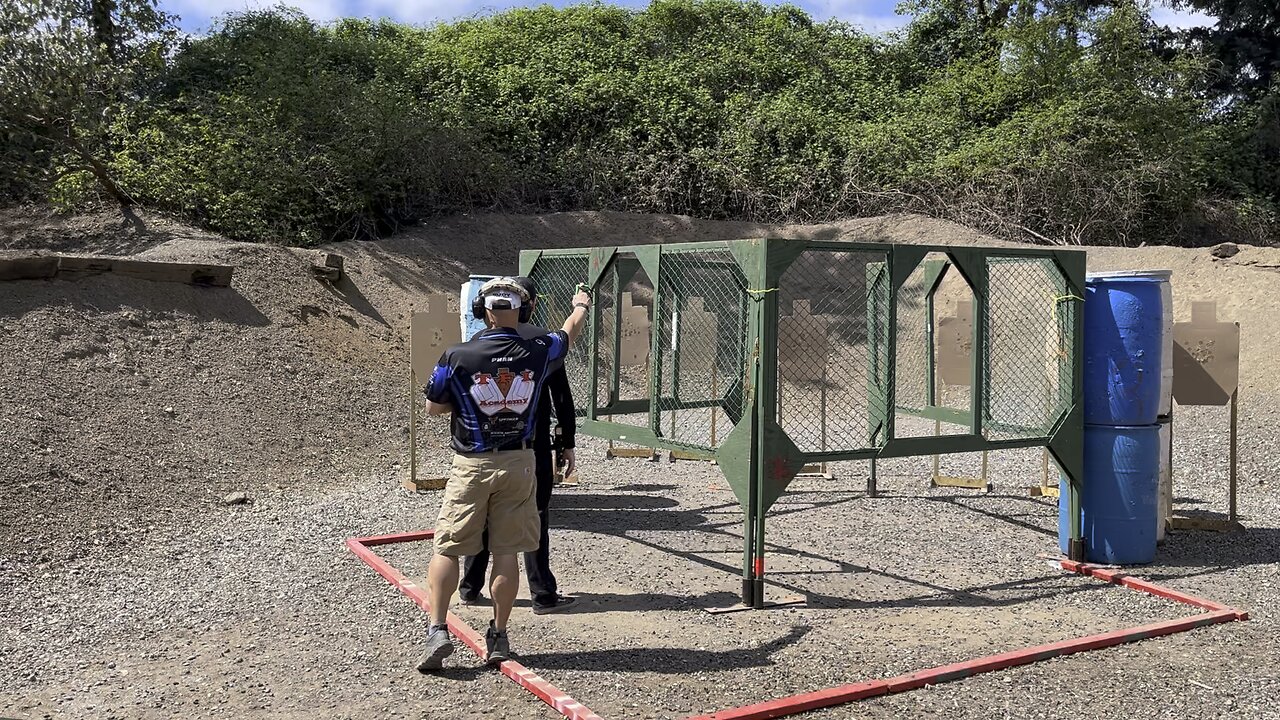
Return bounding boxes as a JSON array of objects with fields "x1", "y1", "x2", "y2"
[{"x1": 3, "y1": 0, "x2": 1276, "y2": 246}]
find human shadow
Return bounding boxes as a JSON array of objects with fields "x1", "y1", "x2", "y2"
[
  {"x1": 516, "y1": 625, "x2": 812, "y2": 673},
  {"x1": 553, "y1": 492, "x2": 719, "y2": 536},
  {"x1": 613, "y1": 483, "x2": 680, "y2": 493},
  {"x1": 553, "y1": 493, "x2": 681, "y2": 511},
  {"x1": 552, "y1": 590, "x2": 743, "y2": 613}
]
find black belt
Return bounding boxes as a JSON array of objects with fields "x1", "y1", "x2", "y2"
[{"x1": 459, "y1": 440, "x2": 533, "y2": 455}]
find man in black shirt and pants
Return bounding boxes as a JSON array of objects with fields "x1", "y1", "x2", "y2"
[
  {"x1": 458, "y1": 276, "x2": 577, "y2": 615},
  {"x1": 418, "y1": 277, "x2": 590, "y2": 671}
]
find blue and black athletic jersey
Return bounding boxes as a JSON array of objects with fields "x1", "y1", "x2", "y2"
[{"x1": 425, "y1": 326, "x2": 569, "y2": 454}]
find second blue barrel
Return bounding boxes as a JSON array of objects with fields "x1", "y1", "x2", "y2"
[
  {"x1": 1059, "y1": 425, "x2": 1160, "y2": 564},
  {"x1": 1083, "y1": 276, "x2": 1164, "y2": 425}
]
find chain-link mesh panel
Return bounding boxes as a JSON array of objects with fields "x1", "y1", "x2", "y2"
[
  {"x1": 892, "y1": 258, "x2": 936, "y2": 434},
  {"x1": 528, "y1": 254, "x2": 592, "y2": 415},
  {"x1": 776, "y1": 249, "x2": 888, "y2": 454},
  {"x1": 601, "y1": 257, "x2": 653, "y2": 427},
  {"x1": 984, "y1": 256, "x2": 1074, "y2": 441},
  {"x1": 655, "y1": 250, "x2": 747, "y2": 450}
]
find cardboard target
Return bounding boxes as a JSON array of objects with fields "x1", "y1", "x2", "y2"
[
  {"x1": 937, "y1": 300, "x2": 973, "y2": 386},
  {"x1": 619, "y1": 291, "x2": 651, "y2": 367},
  {"x1": 411, "y1": 294, "x2": 461, "y2": 383},
  {"x1": 779, "y1": 299, "x2": 829, "y2": 382},
  {"x1": 674, "y1": 296, "x2": 717, "y2": 367},
  {"x1": 1173, "y1": 301, "x2": 1240, "y2": 406}
]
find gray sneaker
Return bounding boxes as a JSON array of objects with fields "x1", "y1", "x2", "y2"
[
  {"x1": 484, "y1": 621, "x2": 510, "y2": 665},
  {"x1": 415, "y1": 624, "x2": 454, "y2": 672}
]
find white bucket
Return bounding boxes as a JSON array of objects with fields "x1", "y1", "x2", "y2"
[
  {"x1": 1157, "y1": 418, "x2": 1172, "y2": 543},
  {"x1": 1085, "y1": 269, "x2": 1173, "y2": 417}
]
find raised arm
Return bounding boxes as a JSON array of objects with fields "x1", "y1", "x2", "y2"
[{"x1": 560, "y1": 287, "x2": 591, "y2": 346}]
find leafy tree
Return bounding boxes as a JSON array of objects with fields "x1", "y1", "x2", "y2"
[
  {"x1": 1176, "y1": 0, "x2": 1280, "y2": 103},
  {"x1": 0, "y1": 0, "x2": 174, "y2": 208}
]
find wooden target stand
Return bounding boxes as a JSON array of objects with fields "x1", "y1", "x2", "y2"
[
  {"x1": 773, "y1": 300, "x2": 834, "y2": 479},
  {"x1": 606, "y1": 292, "x2": 661, "y2": 461},
  {"x1": 407, "y1": 294, "x2": 462, "y2": 492},
  {"x1": 932, "y1": 300, "x2": 991, "y2": 492},
  {"x1": 1168, "y1": 301, "x2": 1243, "y2": 532},
  {"x1": 664, "y1": 297, "x2": 719, "y2": 463}
]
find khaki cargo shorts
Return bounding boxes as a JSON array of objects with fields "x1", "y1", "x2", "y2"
[{"x1": 433, "y1": 449, "x2": 539, "y2": 557}]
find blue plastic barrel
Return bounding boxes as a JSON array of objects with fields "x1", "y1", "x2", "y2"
[
  {"x1": 1083, "y1": 276, "x2": 1164, "y2": 425},
  {"x1": 1059, "y1": 425, "x2": 1160, "y2": 564}
]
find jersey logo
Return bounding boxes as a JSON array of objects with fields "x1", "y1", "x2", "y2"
[{"x1": 470, "y1": 368, "x2": 536, "y2": 416}]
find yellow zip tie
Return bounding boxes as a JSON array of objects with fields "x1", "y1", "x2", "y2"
[{"x1": 746, "y1": 287, "x2": 778, "y2": 297}]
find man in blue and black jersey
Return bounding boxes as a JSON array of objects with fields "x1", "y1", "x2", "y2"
[
  {"x1": 459, "y1": 275, "x2": 578, "y2": 615},
  {"x1": 416, "y1": 276, "x2": 590, "y2": 671}
]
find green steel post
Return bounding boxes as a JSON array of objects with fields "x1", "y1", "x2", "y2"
[
  {"x1": 648, "y1": 252, "x2": 664, "y2": 436},
  {"x1": 1066, "y1": 263, "x2": 1085, "y2": 561},
  {"x1": 926, "y1": 276, "x2": 937, "y2": 408},
  {"x1": 885, "y1": 257, "x2": 898, "y2": 446},
  {"x1": 752, "y1": 240, "x2": 782, "y2": 609},
  {"x1": 610, "y1": 265, "x2": 623, "y2": 405},
  {"x1": 587, "y1": 277, "x2": 600, "y2": 422},
  {"x1": 969, "y1": 260, "x2": 988, "y2": 438},
  {"x1": 1048, "y1": 249, "x2": 1087, "y2": 562}
]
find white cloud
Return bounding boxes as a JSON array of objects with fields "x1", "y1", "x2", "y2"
[
  {"x1": 1151, "y1": 4, "x2": 1216, "y2": 30},
  {"x1": 806, "y1": 0, "x2": 907, "y2": 32},
  {"x1": 165, "y1": 0, "x2": 346, "y2": 29}
]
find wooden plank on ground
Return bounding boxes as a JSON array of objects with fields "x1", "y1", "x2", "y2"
[
  {"x1": 56, "y1": 256, "x2": 234, "y2": 286},
  {"x1": 0, "y1": 255, "x2": 60, "y2": 281}
]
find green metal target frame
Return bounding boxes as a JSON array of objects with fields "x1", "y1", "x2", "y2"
[{"x1": 521, "y1": 239, "x2": 1086, "y2": 608}]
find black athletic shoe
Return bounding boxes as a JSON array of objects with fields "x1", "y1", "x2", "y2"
[
  {"x1": 484, "y1": 621, "x2": 510, "y2": 665},
  {"x1": 459, "y1": 593, "x2": 485, "y2": 606},
  {"x1": 415, "y1": 624, "x2": 454, "y2": 672},
  {"x1": 531, "y1": 595, "x2": 578, "y2": 615}
]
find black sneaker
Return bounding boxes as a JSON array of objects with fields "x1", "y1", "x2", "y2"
[
  {"x1": 531, "y1": 595, "x2": 578, "y2": 615},
  {"x1": 415, "y1": 624, "x2": 454, "y2": 672},
  {"x1": 458, "y1": 593, "x2": 485, "y2": 606},
  {"x1": 484, "y1": 621, "x2": 510, "y2": 665}
]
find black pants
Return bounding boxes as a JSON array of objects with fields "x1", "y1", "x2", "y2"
[{"x1": 459, "y1": 448, "x2": 558, "y2": 607}]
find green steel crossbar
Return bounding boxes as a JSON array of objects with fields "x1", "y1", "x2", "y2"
[{"x1": 521, "y1": 239, "x2": 1087, "y2": 608}]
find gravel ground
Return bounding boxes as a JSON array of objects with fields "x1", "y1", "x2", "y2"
[
  {"x1": 2, "y1": 209, "x2": 1278, "y2": 719},
  {"x1": 4, "y1": 426, "x2": 1275, "y2": 720}
]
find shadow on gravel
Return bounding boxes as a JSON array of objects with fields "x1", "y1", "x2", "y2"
[
  {"x1": 554, "y1": 493, "x2": 682, "y2": 511},
  {"x1": 564, "y1": 590, "x2": 743, "y2": 612},
  {"x1": 922, "y1": 494, "x2": 1057, "y2": 538},
  {"x1": 0, "y1": 277, "x2": 271, "y2": 326},
  {"x1": 1151, "y1": 526, "x2": 1280, "y2": 570},
  {"x1": 516, "y1": 625, "x2": 812, "y2": 673},
  {"x1": 314, "y1": 273, "x2": 389, "y2": 327},
  {"x1": 421, "y1": 664, "x2": 489, "y2": 681},
  {"x1": 613, "y1": 483, "x2": 680, "y2": 493}
]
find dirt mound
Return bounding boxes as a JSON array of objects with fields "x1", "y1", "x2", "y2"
[{"x1": 2, "y1": 207, "x2": 1277, "y2": 564}]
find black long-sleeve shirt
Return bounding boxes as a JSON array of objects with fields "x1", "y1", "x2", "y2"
[{"x1": 517, "y1": 323, "x2": 576, "y2": 452}]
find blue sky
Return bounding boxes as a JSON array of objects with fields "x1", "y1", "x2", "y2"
[{"x1": 159, "y1": 0, "x2": 1214, "y2": 34}]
